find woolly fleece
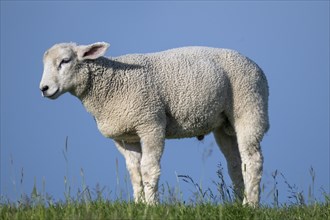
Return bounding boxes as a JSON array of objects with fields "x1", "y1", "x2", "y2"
[{"x1": 40, "y1": 43, "x2": 269, "y2": 206}]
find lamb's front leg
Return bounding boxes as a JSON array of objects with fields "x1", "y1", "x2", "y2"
[
  {"x1": 139, "y1": 127, "x2": 165, "y2": 204},
  {"x1": 114, "y1": 140, "x2": 144, "y2": 202}
]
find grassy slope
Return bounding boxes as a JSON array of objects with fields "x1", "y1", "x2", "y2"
[
  {"x1": 2, "y1": 152, "x2": 329, "y2": 219},
  {"x1": 1, "y1": 201, "x2": 329, "y2": 220}
]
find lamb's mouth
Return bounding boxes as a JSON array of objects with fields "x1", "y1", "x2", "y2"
[{"x1": 45, "y1": 89, "x2": 59, "y2": 98}]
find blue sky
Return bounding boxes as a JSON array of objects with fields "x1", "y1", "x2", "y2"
[{"x1": 1, "y1": 1, "x2": 329, "y2": 205}]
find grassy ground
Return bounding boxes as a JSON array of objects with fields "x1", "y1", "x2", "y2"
[
  {"x1": 1, "y1": 200, "x2": 329, "y2": 220},
  {"x1": 1, "y1": 166, "x2": 329, "y2": 220},
  {"x1": 2, "y1": 144, "x2": 329, "y2": 219}
]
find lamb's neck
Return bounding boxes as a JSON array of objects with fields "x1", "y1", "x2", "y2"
[
  {"x1": 72, "y1": 58, "x2": 117, "y2": 118},
  {"x1": 71, "y1": 57, "x2": 144, "y2": 119}
]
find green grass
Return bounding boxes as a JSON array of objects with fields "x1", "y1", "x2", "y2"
[
  {"x1": 2, "y1": 140, "x2": 329, "y2": 219},
  {"x1": 1, "y1": 168, "x2": 329, "y2": 220},
  {"x1": 1, "y1": 200, "x2": 329, "y2": 220}
]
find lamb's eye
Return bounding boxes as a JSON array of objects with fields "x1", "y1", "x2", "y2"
[{"x1": 59, "y1": 58, "x2": 71, "y2": 69}]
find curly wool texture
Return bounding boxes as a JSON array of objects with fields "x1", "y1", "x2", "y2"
[
  {"x1": 40, "y1": 43, "x2": 269, "y2": 206},
  {"x1": 72, "y1": 47, "x2": 268, "y2": 141}
]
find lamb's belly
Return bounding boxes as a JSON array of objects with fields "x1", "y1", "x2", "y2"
[
  {"x1": 101, "y1": 129, "x2": 140, "y2": 143},
  {"x1": 165, "y1": 114, "x2": 224, "y2": 139},
  {"x1": 165, "y1": 127, "x2": 214, "y2": 139},
  {"x1": 112, "y1": 133, "x2": 140, "y2": 143}
]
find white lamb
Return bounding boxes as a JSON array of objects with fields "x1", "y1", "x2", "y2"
[{"x1": 39, "y1": 42, "x2": 269, "y2": 206}]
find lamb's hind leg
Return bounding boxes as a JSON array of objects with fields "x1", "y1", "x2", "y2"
[
  {"x1": 235, "y1": 119, "x2": 265, "y2": 206},
  {"x1": 114, "y1": 140, "x2": 144, "y2": 202},
  {"x1": 213, "y1": 126, "x2": 244, "y2": 202}
]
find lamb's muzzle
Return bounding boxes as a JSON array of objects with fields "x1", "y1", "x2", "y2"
[{"x1": 40, "y1": 85, "x2": 49, "y2": 92}]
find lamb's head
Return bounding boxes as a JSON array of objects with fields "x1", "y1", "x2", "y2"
[{"x1": 40, "y1": 42, "x2": 110, "y2": 99}]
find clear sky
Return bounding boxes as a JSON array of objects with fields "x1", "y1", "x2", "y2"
[{"x1": 1, "y1": 1, "x2": 329, "y2": 205}]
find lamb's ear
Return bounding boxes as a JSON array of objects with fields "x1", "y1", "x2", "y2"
[{"x1": 77, "y1": 42, "x2": 110, "y2": 60}]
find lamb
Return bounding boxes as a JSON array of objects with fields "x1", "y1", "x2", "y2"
[{"x1": 39, "y1": 42, "x2": 269, "y2": 206}]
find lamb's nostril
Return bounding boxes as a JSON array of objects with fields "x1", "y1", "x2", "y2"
[{"x1": 41, "y1": 85, "x2": 49, "y2": 92}]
